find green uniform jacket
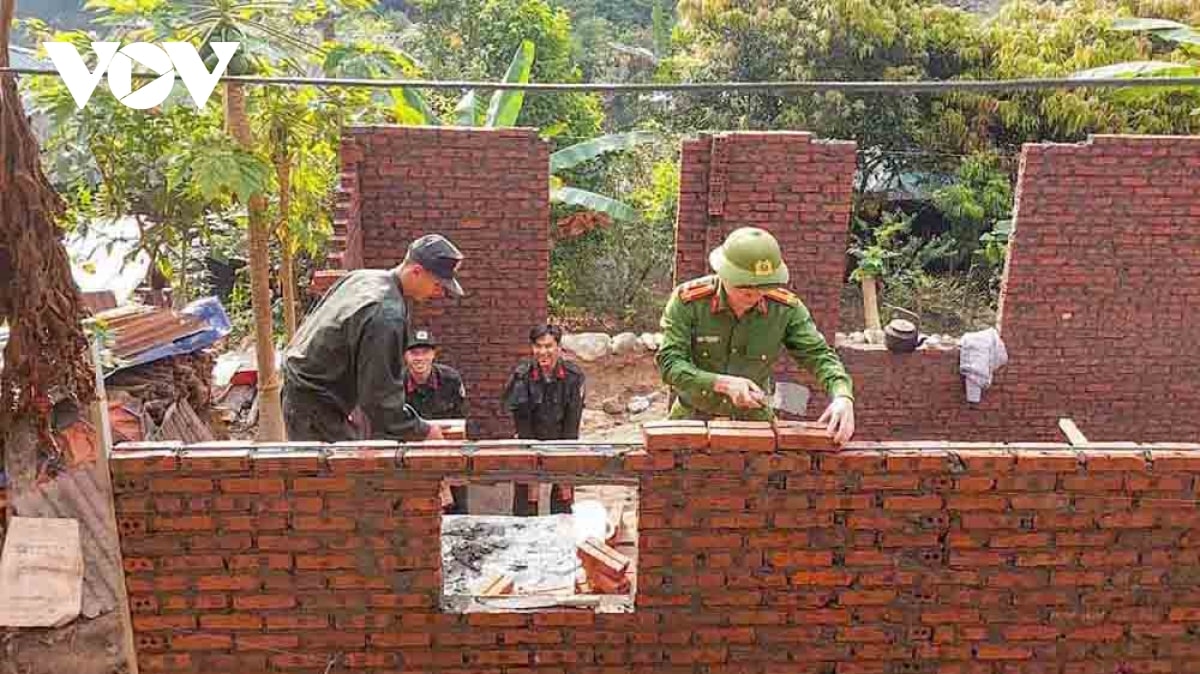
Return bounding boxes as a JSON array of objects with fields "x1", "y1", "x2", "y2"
[
  {"x1": 282, "y1": 269, "x2": 429, "y2": 440},
  {"x1": 656, "y1": 275, "x2": 854, "y2": 420}
]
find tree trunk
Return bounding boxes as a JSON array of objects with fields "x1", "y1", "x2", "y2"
[
  {"x1": 225, "y1": 83, "x2": 285, "y2": 441},
  {"x1": 276, "y1": 154, "x2": 298, "y2": 340}
]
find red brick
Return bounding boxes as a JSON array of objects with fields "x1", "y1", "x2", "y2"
[
  {"x1": 236, "y1": 634, "x2": 301, "y2": 651},
  {"x1": 171, "y1": 633, "x2": 233, "y2": 650},
  {"x1": 149, "y1": 477, "x2": 213, "y2": 493},
  {"x1": 199, "y1": 614, "x2": 263, "y2": 630},
  {"x1": 404, "y1": 448, "x2": 469, "y2": 471},
  {"x1": 883, "y1": 495, "x2": 943, "y2": 511},
  {"x1": 975, "y1": 644, "x2": 1033, "y2": 660},
  {"x1": 470, "y1": 448, "x2": 538, "y2": 471},
  {"x1": 709, "y1": 427, "x2": 776, "y2": 452},
  {"x1": 233, "y1": 594, "x2": 297, "y2": 610},
  {"x1": 221, "y1": 478, "x2": 285, "y2": 494},
  {"x1": 293, "y1": 476, "x2": 354, "y2": 492}
]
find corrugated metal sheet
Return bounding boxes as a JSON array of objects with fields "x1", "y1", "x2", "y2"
[
  {"x1": 154, "y1": 399, "x2": 214, "y2": 444},
  {"x1": 11, "y1": 466, "x2": 123, "y2": 619},
  {"x1": 93, "y1": 305, "x2": 207, "y2": 360}
]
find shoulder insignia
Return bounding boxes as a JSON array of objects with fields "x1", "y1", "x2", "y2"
[
  {"x1": 765, "y1": 287, "x2": 802, "y2": 307},
  {"x1": 678, "y1": 277, "x2": 718, "y2": 303}
]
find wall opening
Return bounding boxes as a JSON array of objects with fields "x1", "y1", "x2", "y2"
[{"x1": 439, "y1": 479, "x2": 637, "y2": 613}]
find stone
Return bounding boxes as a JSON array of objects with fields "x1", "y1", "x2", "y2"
[
  {"x1": 563, "y1": 332, "x2": 612, "y2": 362},
  {"x1": 864, "y1": 328, "x2": 885, "y2": 345},
  {"x1": 627, "y1": 396, "x2": 652, "y2": 414},
  {"x1": 849, "y1": 331, "x2": 867, "y2": 345},
  {"x1": 640, "y1": 332, "x2": 664, "y2": 351},
  {"x1": 602, "y1": 397, "x2": 625, "y2": 415},
  {"x1": 611, "y1": 332, "x2": 645, "y2": 356}
]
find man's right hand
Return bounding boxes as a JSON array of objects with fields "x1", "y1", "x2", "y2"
[
  {"x1": 425, "y1": 424, "x2": 445, "y2": 441},
  {"x1": 714, "y1": 375, "x2": 767, "y2": 409}
]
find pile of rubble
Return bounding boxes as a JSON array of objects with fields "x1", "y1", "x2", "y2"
[{"x1": 93, "y1": 299, "x2": 230, "y2": 444}]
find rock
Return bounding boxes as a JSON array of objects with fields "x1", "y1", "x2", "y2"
[
  {"x1": 602, "y1": 396, "x2": 625, "y2": 415},
  {"x1": 563, "y1": 332, "x2": 612, "y2": 362},
  {"x1": 849, "y1": 331, "x2": 867, "y2": 345},
  {"x1": 626, "y1": 396, "x2": 652, "y2": 414},
  {"x1": 611, "y1": 332, "x2": 645, "y2": 356},
  {"x1": 640, "y1": 332, "x2": 665, "y2": 351}
]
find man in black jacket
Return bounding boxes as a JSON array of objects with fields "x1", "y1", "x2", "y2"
[
  {"x1": 501, "y1": 324, "x2": 586, "y2": 515},
  {"x1": 281, "y1": 234, "x2": 465, "y2": 442},
  {"x1": 403, "y1": 329, "x2": 468, "y2": 420},
  {"x1": 501, "y1": 324, "x2": 586, "y2": 441}
]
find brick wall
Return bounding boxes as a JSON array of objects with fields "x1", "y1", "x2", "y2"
[
  {"x1": 337, "y1": 126, "x2": 552, "y2": 439},
  {"x1": 789, "y1": 135, "x2": 1200, "y2": 442},
  {"x1": 674, "y1": 132, "x2": 856, "y2": 339},
  {"x1": 114, "y1": 432, "x2": 1200, "y2": 674}
]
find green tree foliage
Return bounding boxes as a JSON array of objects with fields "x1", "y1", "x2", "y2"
[{"x1": 408, "y1": 0, "x2": 603, "y2": 141}]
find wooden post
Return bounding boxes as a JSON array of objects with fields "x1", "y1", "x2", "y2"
[
  {"x1": 862, "y1": 275, "x2": 882, "y2": 331},
  {"x1": 89, "y1": 336, "x2": 140, "y2": 674}
]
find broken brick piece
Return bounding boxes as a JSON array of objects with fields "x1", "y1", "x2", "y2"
[
  {"x1": 774, "y1": 420, "x2": 838, "y2": 451},
  {"x1": 586, "y1": 570, "x2": 631, "y2": 595},
  {"x1": 577, "y1": 537, "x2": 631, "y2": 577},
  {"x1": 478, "y1": 574, "x2": 515, "y2": 597}
]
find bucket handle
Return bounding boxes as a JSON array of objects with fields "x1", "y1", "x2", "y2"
[{"x1": 883, "y1": 304, "x2": 920, "y2": 325}]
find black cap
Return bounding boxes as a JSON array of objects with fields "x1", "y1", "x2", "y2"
[
  {"x1": 407, "y1": 234, "x2": 465, "y2": 298},
  {"x1": 407, "y1": 329, "x2": 438, "y2": 350}
]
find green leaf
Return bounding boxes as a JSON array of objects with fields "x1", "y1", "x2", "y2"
[
  {"x1": 1070, "y1": 61, "x2": 1199, "y2": 80},
  {"x1": 392, "y1": 88, "x2": 439, "y2": 126},
  {"x1": 1111, "y1": 18, "x2": 1190, "y2": 32},
  {"x1": 454, "y1": 90, "x2": 481, "y2": 127},
  {"x1": 484, "y1": 40, "x2": 535, "y2": 128},
  {"x1": 185, "y1": 143, "x2": 272, "y2": 204},
  {"x1": 550, "y1": 131, "x2": 661, "y2": 173},
  {"x1": 552, "y1": 186, "x2": 639, "y2": 222}
]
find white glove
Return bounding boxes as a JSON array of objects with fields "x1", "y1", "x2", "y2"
[
  {"x1": 818, "y1": 395, "x2": 855, "y2": 445},
  {"x1": 714, "y1": 375, "x2": 767, "y2": 409}
]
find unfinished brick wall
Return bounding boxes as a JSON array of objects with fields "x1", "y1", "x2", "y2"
[
  {"x1": 337, "y1": 127, "x2": 551, "y2": 439},
  {"x1": 674, "y1": 132, "x2": 856, "y2": 338},
  {"x1": 114, "y1": 432, "x2": 1200, "y2": 674},
  {"x1": 791, "y1": 135, "x2": 1200, "y2": 442}
]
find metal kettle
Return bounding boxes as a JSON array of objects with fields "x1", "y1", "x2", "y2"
[{"x1": 883, "y1": 306, "x2": 924, "y2": 354}]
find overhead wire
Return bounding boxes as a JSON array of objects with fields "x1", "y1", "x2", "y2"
[{"x1": 3, "y1": 67, "x2": 1200, "y2": 94}]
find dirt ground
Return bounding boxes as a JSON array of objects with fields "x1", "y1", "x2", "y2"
[{"x1": 577, "y1": 353, "x2": 670, "y2": 443}]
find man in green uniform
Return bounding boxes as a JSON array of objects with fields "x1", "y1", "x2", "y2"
[
  {"x1": 402, "y1": 329, "x2": 468, "y2": 420},
  {"x1": 282, "y1": 234, "x2": 465, "y2": 443},
  {"x1": 656, "y1": 227, "x2": 856, "y2": 444}
]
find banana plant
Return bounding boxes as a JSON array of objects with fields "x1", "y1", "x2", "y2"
[
  {"x1": 392, "y1": 40, "x2": 658, "y2": 225},
  {"x1": 392, "y1": 40, "x2": 535, "y2": 128},
  {"x1": 1071, "y1": 18, "x2": 1200, "y2": 89}
]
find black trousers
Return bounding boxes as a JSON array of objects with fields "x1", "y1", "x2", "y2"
[{"x1": 281, "y1": 377, "x2": 358, "y2": 442}]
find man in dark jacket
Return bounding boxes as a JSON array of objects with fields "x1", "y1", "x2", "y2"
[
  {"x1": 281, "y1": 234, "x2": 465, "y2": 442},
  {"x1": 501, "y1": 324, "x2": 586, "y2": 441},
  {"x1": 501, "y1": 324, "x2": 586, "y2": 515},
  {"x1": 403, "y1": 329, "x2": 467, "y2": 420}
]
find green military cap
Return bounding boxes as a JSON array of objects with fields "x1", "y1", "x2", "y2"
[{"x1": 708, "y1": 227, "x2": 790, "y2": 287}]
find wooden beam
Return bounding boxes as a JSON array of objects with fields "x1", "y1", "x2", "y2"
[{"x1": 1058, "y1": 418, "x2": 1088, "y2": 446}]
